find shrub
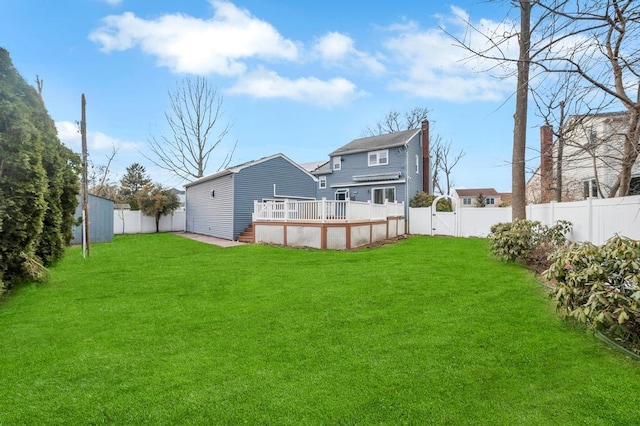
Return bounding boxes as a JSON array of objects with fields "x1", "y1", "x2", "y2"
[
  {"x1": 546, "y1": 235, "x2": 640, "y2": 350},
  {"x1": 488, "y1": 219, "x2": 572, "y2": 271},
  {"x1": 410, "y1": 191, "x2": 452, "y2": 211}
]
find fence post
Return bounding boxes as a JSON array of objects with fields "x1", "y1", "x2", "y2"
[
  {"x1": 284, "y1": 199, "x2": 289, "y2": 222},
  {"x1": 321, "y1": 198, "x2": 326, "y2": 223},
  {"x1": 587, "y1": 197, "x2": 593, "y2": 243}
]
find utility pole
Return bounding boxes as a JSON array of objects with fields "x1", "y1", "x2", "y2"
[{"x1": 81, "y1": 94, "x2": 90, "y2": 257}]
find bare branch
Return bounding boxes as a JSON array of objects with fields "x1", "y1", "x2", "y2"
[{"x1": 146, "y1": 77, "x2": 236, "y2": 181}]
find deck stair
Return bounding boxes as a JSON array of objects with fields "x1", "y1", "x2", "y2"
[{"x1": 237, "y1": 223, "x2": 254, "y2": 243}]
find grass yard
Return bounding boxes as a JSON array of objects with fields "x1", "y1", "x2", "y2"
[{"x1": 1, "y1": 234, "x2": 640, "y2": 424}]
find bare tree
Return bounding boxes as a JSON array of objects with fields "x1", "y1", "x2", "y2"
[
  {"x1": 88, "y1": 147, "x2": 120, "y2": 200},
  {"x1": 446, "y1": 0, "x2": 606, "y2": 217},
  {"x1": 362, "y1": 108, "x2": 465, "y2": 195},
  {"x1": 147, "y1": 77, "x2": 237, "y2": 182},
  {"x1": 433, "y1": 138, "x2": 466, "y2": 196},
  {"x1": 524, "y1": 1, "x2": 640, "y2": 200},
  {"x1": 362, "y1": 107, "x2": 430, "y2": 136},
  {"x1": 454, "y1": 1, "x2": 640, "y2": 202},
  {"x1": 536, "y1": 0, "x2": 640, "y2": 197}
]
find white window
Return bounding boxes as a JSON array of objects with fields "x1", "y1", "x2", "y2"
[
  {"x1": 333, "y1": 156, "x2": 341, "y2": 171},
  {"x1": 319, "y1": 176, "x2": 326, "y2": 189},
  {"x1": 368, "y1": 149, "x2": 389, "y2": 167},
  {"x1": 583, "y1": 179, "x2": 598, "y2": 198},
  {"x1": 335, "y1": 189, "x2": 349, "y2": 200},
  {"x1": 486, "y1": 197, "x2": 495, "y2": 205},
  {"x1": 372, "y1": 187, "x2": 396, "y2": 204},
  {"x1": 463, "y1": 198, "x2": 472, "y2": 205},
  {"x1": 415, "y1": 154, "x2": 420, "y2": 174}
]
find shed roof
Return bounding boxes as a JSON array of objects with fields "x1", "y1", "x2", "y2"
[
  {"x1": 329, "y1": 128, "x2": 420, "y2": 156},
  {"x1": 184, "y1": 153, "x2": 317, "y2": 188}
]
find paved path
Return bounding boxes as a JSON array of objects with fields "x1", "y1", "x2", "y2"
[{"x1": 171, "y1": 232, "x2": 246, "y2": 248}]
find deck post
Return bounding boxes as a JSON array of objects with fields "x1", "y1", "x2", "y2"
[{"x1": 321, "y1": 198, "x2": 326, "y2": 223}]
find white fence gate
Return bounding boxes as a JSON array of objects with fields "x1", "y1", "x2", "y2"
[{"x1": 432, "y1": 211, "x2": 456, "y2": 236}]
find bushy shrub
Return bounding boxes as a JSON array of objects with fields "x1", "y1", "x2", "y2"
[
  {"x1": 410, "y1": 191, "x2": 452, "y2": 211},
  {"x1": 546, "y1": 235, "x2": 640, "y2": 350},
  {"x1": 488, "y1": 219, "x2": 572, "y2": 271}
]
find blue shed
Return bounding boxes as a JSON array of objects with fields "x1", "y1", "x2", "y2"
[
  {"x1": 72, "y1": 194, "x2": 114, "y2": 244},
  {"x1": 184, "y1": 153, "x2": 318, "y2": 241}
]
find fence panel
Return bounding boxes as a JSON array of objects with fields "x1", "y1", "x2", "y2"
[
  {"x1": 409, "y1": 194, "x2": 640, "y2": 245},
  {"x1": 114, "y1": 209, "x2": 185, "y2": 234}
]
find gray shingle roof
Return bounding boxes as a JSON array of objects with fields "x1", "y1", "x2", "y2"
[{"x1": 329, "y1": 128, "x2": 420, "y2": 156}]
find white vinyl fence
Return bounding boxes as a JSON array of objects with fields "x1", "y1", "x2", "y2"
[
  {"x1": 409, "y1": 195, "x2": 640, "y2": 245},
  {"x1": 113, "y1": 209, "x2": 185, "y2": 234}
]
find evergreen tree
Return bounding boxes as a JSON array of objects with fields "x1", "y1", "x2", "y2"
[
  {"x1": 476, "y1": 193, "x2": 487, "y2": 208},
  {"x1": 0, "y1": 48, "x2": 79, "y2": 289},
  {"x1": 0, "y1": 50, "x2": 47, "y2": 285},
  {"x1": 119, "y1": 163, "x2": 150, "y2": 209}
]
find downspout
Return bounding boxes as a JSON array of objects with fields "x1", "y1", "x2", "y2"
[{"x1": 405, "y1": 142, "x2": 410, "y2": 233}]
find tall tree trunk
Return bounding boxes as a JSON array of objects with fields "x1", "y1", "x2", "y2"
[
  {"x1": 512, "y1": 0, "x2": 531, "y2": 220},
  {"x1": 617, "y1": 107, "x2": 640, "y2": 197}
]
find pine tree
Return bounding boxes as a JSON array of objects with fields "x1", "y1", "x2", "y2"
[{"x1": 119, "y1": 163, "x2": 150, "y2": 209}]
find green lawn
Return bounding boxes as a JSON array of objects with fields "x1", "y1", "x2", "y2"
[{"x1": 1, "y1": 234, "x2": 640, "y2": 424}]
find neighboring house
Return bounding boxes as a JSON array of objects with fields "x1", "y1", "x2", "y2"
[
  {"x1": 526, "y1": 111, "x2": 640, "y2": 203},
  {"x1": 312, "y1": 120, "x2": 431, "y2": 215},
  {"x1": 184, "y1": 153, "x2": 317, "y2": 241},
  {"x1": 72, "y1": 194, "x2": 114, "y2": 244},
  {"x1": 453, "y1": 188, "x2": 511, "y2": 208}
]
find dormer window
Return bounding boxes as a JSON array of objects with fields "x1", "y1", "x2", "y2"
[
  {"x1": 368, "y1": 149, "x2": 388, "y2": 167},
  {"x1": 333, "y1": 156, "x2": 341, "y2": 171}
]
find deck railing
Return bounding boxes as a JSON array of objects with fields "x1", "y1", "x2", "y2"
[{"x1": 253, "y1": 198, "x2": 404, "y2": 222}]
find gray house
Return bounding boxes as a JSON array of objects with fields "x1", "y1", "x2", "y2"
[
  {"x1": 72, "y1": 194, "x2": 114, "y2": 244},
  {"x1": 312, "y1": 121, "x2": 431, "y2": 215},
  {"x1": 184, "y1": 153, "x2": 318, "y2": 240}
]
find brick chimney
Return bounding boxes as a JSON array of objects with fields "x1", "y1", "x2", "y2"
[
  {"x1": 540, "y1": 125, "x2": 554, "y2": 203},
  {"x1": 421, "y1": 120, "x2": 430, "y2": 194}
]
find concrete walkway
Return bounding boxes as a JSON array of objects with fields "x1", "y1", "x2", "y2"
[{"x1": 171, "y1": 232, "x2": 246, "y2": 248}]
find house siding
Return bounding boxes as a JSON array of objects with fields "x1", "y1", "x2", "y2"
[
  {"x1": 234, "y1": 156, "x2": 317, "y2": 239},
  {"x1": 318, "y1": 133, "x2": 423, "y2": 216},
  {"x1": 185, "y1": 174, "x2": 234, "y2": 240},
  {"x1": 526, "y1": 113, "x2": 640, "y2": 203}
]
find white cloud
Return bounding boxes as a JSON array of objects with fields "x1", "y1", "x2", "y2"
[
  {"x1": 383, "y1": 6, "x2": 518, "y2": 102},
  {"x1": 313, "y1": 32, "x2": 385, "y2": 75},
  {"x1": 56, "y1": 121, "x2": 141, "y2": 153},
  {"x1": 102, "y1": 0, "x2": 122, "y2": 5},
  {"x1": 227, "y1": 69, "x2": 362, "y2": 107},
  {"x1": 89, "y1": 0, "x2": 299, "y2": 76}
]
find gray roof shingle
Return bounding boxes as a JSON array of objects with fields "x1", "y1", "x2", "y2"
[{"x1": 329, "y1": 128, "x2": 420, "y2": 156}]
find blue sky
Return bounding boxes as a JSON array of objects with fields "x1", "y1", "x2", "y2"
[{"x1": 0, "y1": 0, "x2": 534, "y2": 193}]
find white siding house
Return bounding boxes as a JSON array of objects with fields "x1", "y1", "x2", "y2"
[{"x1": 527, "y1": 111, "x2": 640, "y2": 203}]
